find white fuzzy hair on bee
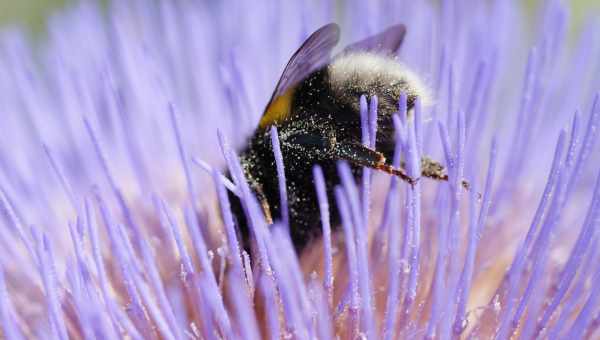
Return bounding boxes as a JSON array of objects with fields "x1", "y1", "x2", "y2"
[{"x1": 328, "y1": 52, "x2": 433, "y2": 107}]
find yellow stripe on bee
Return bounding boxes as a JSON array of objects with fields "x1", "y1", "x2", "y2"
[{"x1": 259, "y1": 88, "x2": 294, "y2": 129}]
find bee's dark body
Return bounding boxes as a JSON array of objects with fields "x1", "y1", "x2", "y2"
[
  {"x1": 225, "y1": 23, "x2": 451, "y2": 255},
  {"x1": 230, "y1": 59, "x2": 420, "y2": 252}
]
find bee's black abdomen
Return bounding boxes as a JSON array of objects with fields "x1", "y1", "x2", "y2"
[
  {"x1": 227, "y1": 69, "x2": 343, "y2": 254},
  {"x1": 229, "y1": 146, "x2": 339, "y2": 253}
]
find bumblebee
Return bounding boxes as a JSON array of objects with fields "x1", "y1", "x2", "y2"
[{"x1": 229, "y1": 23, "x2": 454, "y2": 254}]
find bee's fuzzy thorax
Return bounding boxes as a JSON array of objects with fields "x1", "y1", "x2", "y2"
[{"x1": 327, "y1": 52, "x2": 432, "y2": 107}]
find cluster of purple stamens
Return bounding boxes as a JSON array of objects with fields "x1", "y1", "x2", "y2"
[{"x1": 0, "y1": 1, "x2": 598, "y2": 339}]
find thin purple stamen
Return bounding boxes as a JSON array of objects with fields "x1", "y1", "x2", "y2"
[
  {"x1": 169, "y1": 104, "x2": 199, "y2": 207},
  {"x1": 34, "y1": 230, "x2": 68, "y2": 340},
  {"x1": 453, "y1": 138, "x2": 497, "y2": 334},
  {"x1": 313, "y1": 165, "x2": 333, "y2": 307},
  {"x1": 270, "y1": 126, "x2": 289, "y2": 229},
  {"x1": 212, "y1": 169, "x2": 244, "y2": 273},
  {"x1": 193, "y1": 158, "x2": 239, "y2": 197}
]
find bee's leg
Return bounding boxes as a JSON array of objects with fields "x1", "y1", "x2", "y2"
[
  {"x1": 284, "y1": 129, "x2": 417, "y2": 185},
  {"x1": 420, "y1": 156, "x2": 470, "y2": 190},
  {"x1": 242, "y1": 173, "x2": 273, "y2": 224},
  {"x1": 333, "y1": 142, "x2": 417, "y2": 186},
  {"x1": 253, "y1": 184, "x2": 273, "y2": 224}
]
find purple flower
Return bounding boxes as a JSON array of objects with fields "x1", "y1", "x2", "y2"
[{"x1": 0, "y1": 1, "x2": 599, "y2": 339}]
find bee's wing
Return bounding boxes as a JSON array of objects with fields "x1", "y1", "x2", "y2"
[
  {"x1": 342, "y1": 24, "x2": 406, "y2": 55},
  {"x1": 269, "y1": 23, "x2": 341, "y2": 101}
]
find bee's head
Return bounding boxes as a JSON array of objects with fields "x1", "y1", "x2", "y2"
[{"x1": 328, "y1": 52, "x2": 431, "y2": 162}]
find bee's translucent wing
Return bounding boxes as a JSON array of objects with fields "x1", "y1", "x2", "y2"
[
  {"x1": 270, "y1": 23, "x2": 341, "y2": 100},
  {"x1": 342, "y1": 24, "x2": 406, "y2": 55},
  {"x1": 260, "y1": 23, "x2": 340, "y2": 128}
]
